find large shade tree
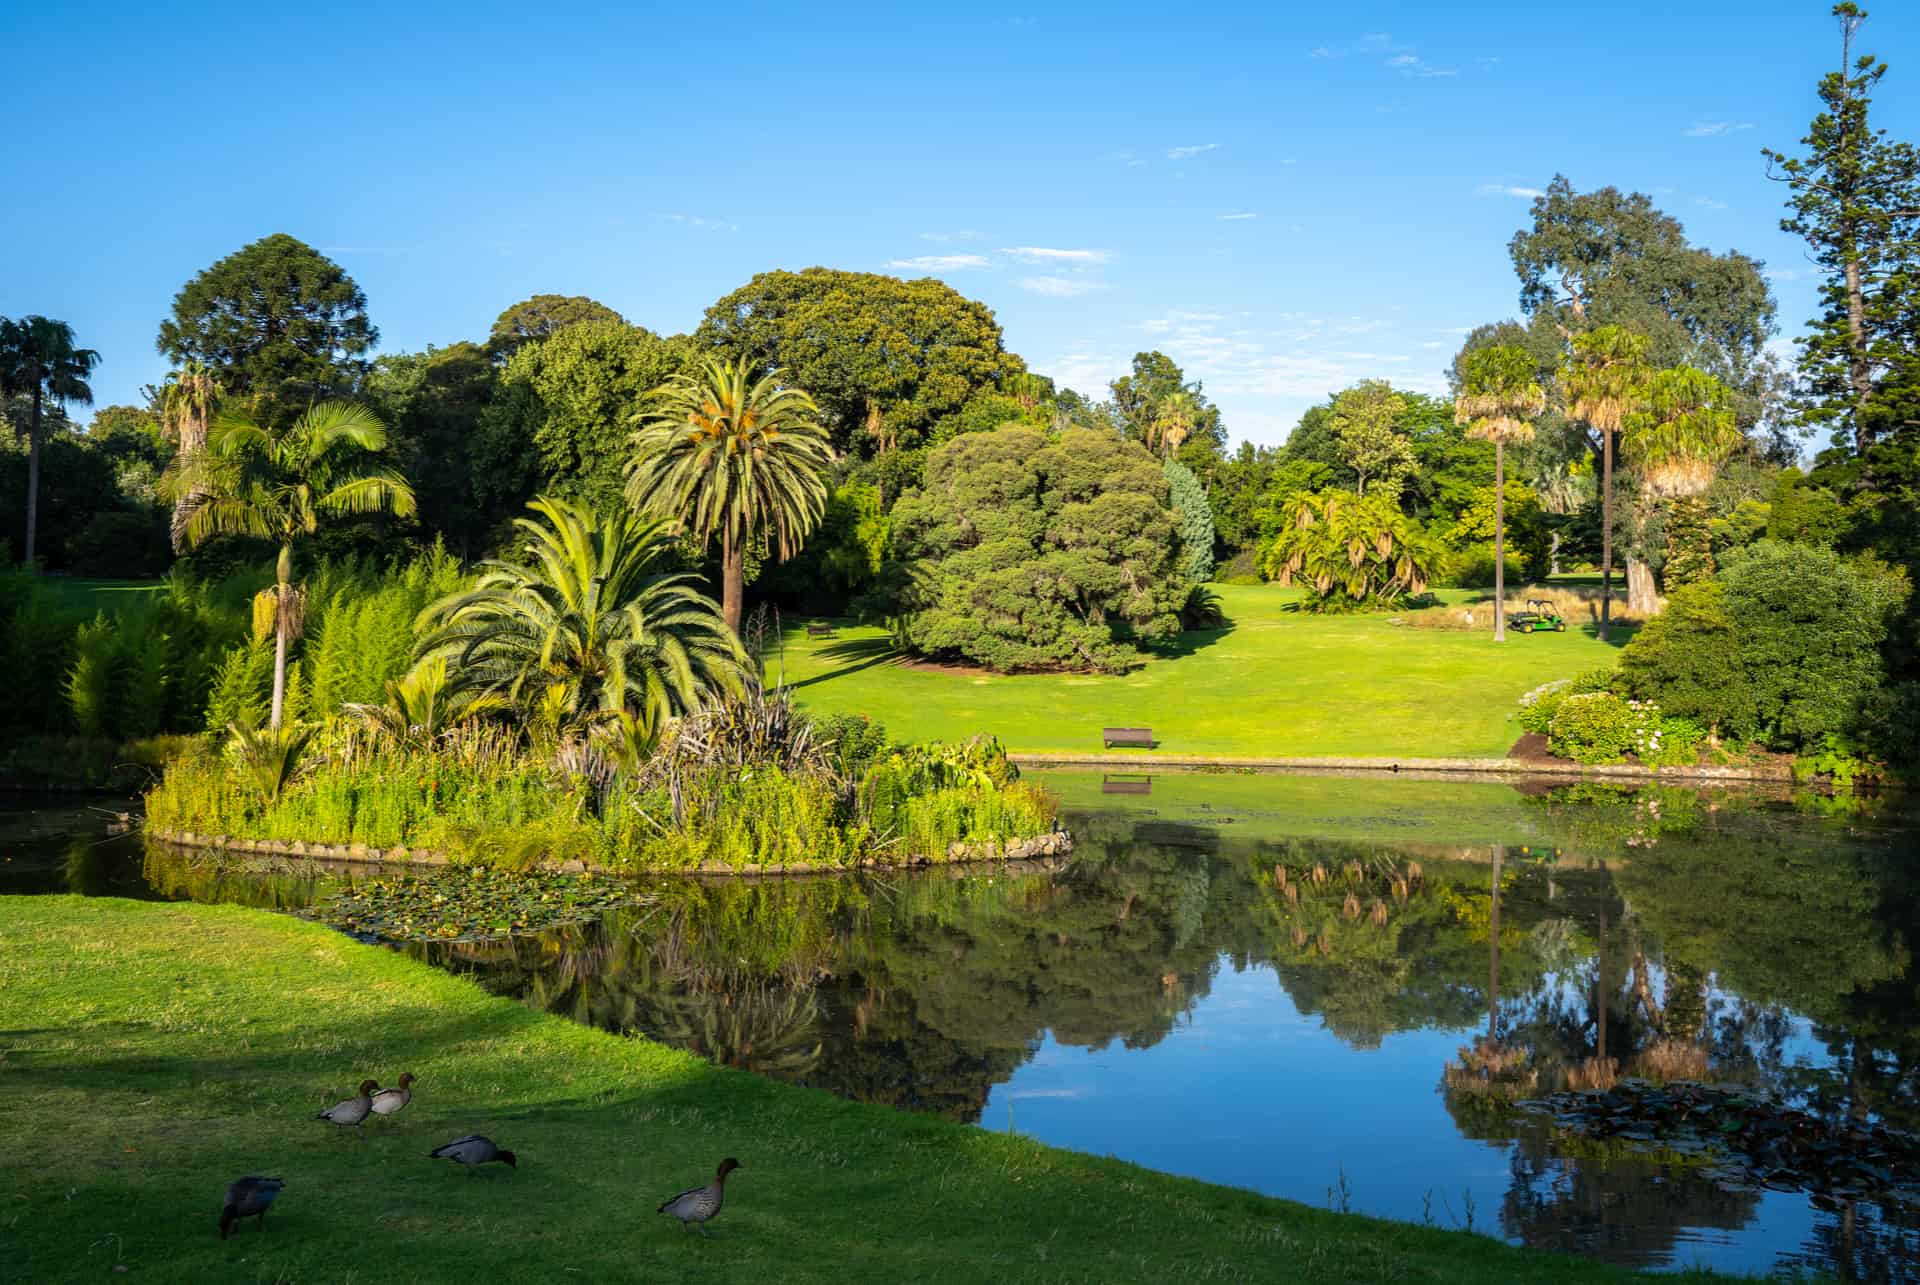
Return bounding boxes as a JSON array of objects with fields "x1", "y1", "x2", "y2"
[
  {"x1": 627, "y1": 357, "x2": 832, "y2": 634},
  {"x1": 486, "y1": 294, "x2": 624, "y2": 362},
  {"x1": 1561, "y1": 326, "x2": 1653, "y2": 639},
  {"x1": 163, "y1": 401, "x2": 416, "y2": 728},
  {"x1": 415, "y1": 496, "x2": 741, "y2": 746},
  {"x1": 1455, "y1": 346, "x2": 1546, "y2": 641},
  {"x1": 0, "y1": 315, "x2": 99, "y2": 567},
  {"x1": 156, "y1": 234, "x2": 376, "y2": 419}
]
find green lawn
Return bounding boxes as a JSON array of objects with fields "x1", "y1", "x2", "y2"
[
  {"x1": 0, "y1": 896, "x2": 1685, "y2": 1283},
  {"x1": 21, "y1": 575, "x2": 169, "y2": 618},
  {"x1": 779, "y1": 584, "x2": 1623, "y2": 760}
]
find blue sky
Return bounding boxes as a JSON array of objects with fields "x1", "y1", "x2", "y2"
[{"x1": 5, "y1": 1, "x2": 1914, "y2": 446}]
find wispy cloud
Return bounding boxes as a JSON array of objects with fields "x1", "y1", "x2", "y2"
[
  {"x1": 888, "y1": 254, "x2": 991, "y2": 271},
  {"x1": 1218, "y1": 211, "x2": 1259, "y2": 221},
  {"x1": 1684, "y1": 119, "x2": 1755, "y2": 138},
  {"x1": 1695, "y1": 196, "x2": 1729, "y2": 210},
  {"x1": 1139, "y1": 311, "x2": 1226, "y2": 334},
  {"x1": 1474, "y1": 183, "x2": 1544, "y2": 199},
  {"x1": 918, "y1": 230, "x2": 984, "y2": 244},
  {"x1": 1000, "y1": 246, "x2": 1109, "y2": 265},
  {"x1": 1166, "y1": 142, "x2": 1221, "y2": 161},
  {"x1": 1019, "y1": 275, "x2": 1106, "y2": 297},
  {"x1": 659, "y1": 212, "x2": 737, "y2": 232}
]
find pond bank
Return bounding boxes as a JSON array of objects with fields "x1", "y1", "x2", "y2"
[
  {"x1": 0, "y1": 896, "x2": 1665, "y2": 1284},
  {"x1": 1011, "y1": 751, "x2": 1795, "y2": 783}
]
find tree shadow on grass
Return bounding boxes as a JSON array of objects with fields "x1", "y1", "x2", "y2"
[
  {"x1": 787, "y1": 637, "x2": 904, "y2": 691},
  {"x1": 1151, "y1": 619, "x2": 1237, "y2": 660}
]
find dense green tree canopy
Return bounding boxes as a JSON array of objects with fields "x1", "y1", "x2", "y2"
[
  {"x1": 155, "y1": 234, "x2": 376, "y2": 416},
  {"x1": 886, "y1": 426, "x2": 1185, "y2": 672},
  {"x1": 695, "y1": 269, "x2": 1019, "y2": 457},
  {"x1": 362, "y1": 342, "x2": 498, "y2": 552},
  {"x1": 1108, "y1": 352, "x2": 1226, "y2": 455},
  {"x1": 486, "y1": 295, "x2": 625, "y2": 361}
]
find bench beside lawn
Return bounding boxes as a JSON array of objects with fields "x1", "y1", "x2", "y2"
[
  {"x1": 781, "y1": 584, "x2": 1621, "y2": 760},
  {"x1": 0, "y1": 897, "x2": 1685, "y2": 1284}
]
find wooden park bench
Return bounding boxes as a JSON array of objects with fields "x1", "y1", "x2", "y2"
[
  {"x1": 1102, "y1": 727, "x2": 1154, "y2": 749},
  {"x1": 805, "y1": 621, "x2": 835, "y2": 639},
  {"x1": 1101, "y1": 774, "x2": 1152, "y2": 795}
]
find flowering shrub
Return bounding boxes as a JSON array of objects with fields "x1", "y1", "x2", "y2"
[
  {"x1": 1548, "y1": 692, "x2": 1639, "y2": 764},
  {"x1": 1517, "y1": 680, "x2": 1572, "y2": 735},
  {"x1": 1643, "y1": 715, "x2": 1706, "y2": 768}
]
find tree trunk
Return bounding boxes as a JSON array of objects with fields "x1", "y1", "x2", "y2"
[
  {"x1": 1596, "y1": 908, "x2": 1609, "y2": 1061},
  {"x1": 269, "y1": 544, "x2": 291, "y2": 730},
  {"x1": 1599, "y1": 430, "x2": 1614, "y2": 641},
  {"x1": 24, "y1": 386, "x2": 42, "y2": 568},
  {"x1": 1492, "y1": 443, "x2": 1506, "y2": 642},
  {"x1": 721, "y1": 531, "x2": 744, "y2": 636},
  {"x1": 1626, "y1": 557, "x2": 1658, "y2": 616},
  {"x1": 1548, "y1": 529, "x2": 1562, "y2": 577}
]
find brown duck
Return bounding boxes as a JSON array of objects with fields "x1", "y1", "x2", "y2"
[
  {"x1": 316, "y1": 1079, "x2": 378, "y2": 1131},
  {"x1": 658, "y1": 1158, "x2": 740, "y2": 1231},
  {"x1": 371, "y1": 1072, "x2": 415, "y2": 1119},
  {"x1": 218, "y1": 1176, "x2": 284, "y2": 1239}
]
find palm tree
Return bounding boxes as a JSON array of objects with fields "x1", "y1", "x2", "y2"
[
  {"x1": 1151, "y1": 390, "x2": 1198, "y2": 457},
  {"x1": 415, "y1": 495, "x2": 742, "y2": 745},
  {"x1": 1455, "y1": 346, "x2": 1546, "y2": 642},
  {"x1": 1561, "y1": 326, "x2": 1652, "y2": 642},
  {"x1": 1625, "y1": 368, "x2": 1742, "y2": 592},
  {"x1": 162, "y1": 401, "x2": 416, "y2": 729},
  {"x1": 627, "y1": 357, "x2": 832, "y2": 634},
  {"x1": 0, "y1": 316, "x2": 100, "y2": 567},
  {"x1": 159, "y1": 359, "x2": 221, "y2": 553},
  {"x1": 1261, "y1": 489, "x2": 1443, "y2": 611}
]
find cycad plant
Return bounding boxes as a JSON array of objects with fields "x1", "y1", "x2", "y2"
[
  {"x1": 1455, "y1": 346, "x2": 1546, "y2": 642},
  {"x1": 1261, "y1": 489, "x2": 1442, "y2": 612},
  {"x1": 1624, "y1": 368, "x2": 1742, "y2": 589},
  {"x1": 415, "y1": 495, "x2": 742, "y2": 746},
  {"x1": 627, "y1": 357, "x2": 832, "y2": 634},
  {"x1": 226, "y1": 720, "x2": 318, "y2": 802},
  {"x1": 343, "y1": 655, "x2": 500, "y2": 752},
  {"x1": 161, "y1": 401, "x2": 416, "y2": 728},
  {"x1": 1561, "y1": 326, "x2": 1652, "y2": 641}
]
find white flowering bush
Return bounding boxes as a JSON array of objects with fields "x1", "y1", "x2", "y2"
[{"x1": 1516, "y1": 679, "x2": 1572, "y2": 735}]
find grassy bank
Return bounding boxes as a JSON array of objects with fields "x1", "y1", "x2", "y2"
[
  {"x1": 0, "y1": 896, "x2": 1681, "y2": 1283},
  {"x1": 781, "y1": 584, "x2": 1624, "y2": 760}
]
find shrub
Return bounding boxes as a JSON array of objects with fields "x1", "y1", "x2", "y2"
[
  {"x1": 1548, "y1": 692, "x2": 1639, "y2": 764},
  {"x1": 1615, "y1": 581, "x2": 1755, "y2": 737},
  {"x1": 1516, "y1": 680, "x2": 1570, "y2": 735}
]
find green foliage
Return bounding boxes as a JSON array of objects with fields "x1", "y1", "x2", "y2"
[
  {"x1": 205, "y1": 640, "x2": 275, "y2": 732},
  {"x1": 1442, "y1": 482, "x2": 1551, "y2": 582},
  {"x1": 1661, "y1": 496, "x2": 1715, "y2": 588},
  {"x1": 1766, "y1": 468, "x2": 1850, "y2": 544},
  {"x1": 155, "y1": 234, "x2": 375, "y2": 417},
  {"x1": 486, "y1": 294, "x2": 624, "y2": 361},
  {"x1": 695, "y1": 269, "x2": 1019, "y2": 457},
  {"x1": 1614, "y1": 582, "x2": 1754, "y2": 735},
  {"x1": 361, "y1": 343, "x2": 498, "y2": 549},
  {"x1": 1107, "y1": 351, "x2": 1226, "y2": 455},
  {"x1": 1161, "y1": 457, "x2": 1217, "y2": 583},
  {"x1": 885, "y1": 426, "x2": 1185, "y2": 672},
  {"x1": 1260, "y1": 489, "x2": 1444, "y2": 611},
  {"x1": 225, "y1": 719, "x2": 318, "y2": 801},
  {"x1": 1515, "y1": 680, "x2": 1570, "y2": 735},
  {"x1": 304, "y1": 546, "x2": 466, "y2": 713},
  {"x1": 1546, "y1": 691, "x2": 1638, "y2": 764}
]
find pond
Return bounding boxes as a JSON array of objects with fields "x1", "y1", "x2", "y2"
[{"x1": 6, "y1": 771, "x2": 1919, "y2": 1280}]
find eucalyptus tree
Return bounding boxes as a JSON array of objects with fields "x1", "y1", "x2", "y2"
[
  {"x1": 414, "y1": 496, "x2": 741, "y2": 747},
  {"x1": 1455, "y1": 346, "x2": 1547, "y2": 641},
  {"x1": 1562, "y1": 327, "x2": 1653, "y2": 640},
  {"x1": 0, "y1": 315, "x2": 100, "y2": 568},
  {"x1": 163, "y1": 401, "x2": 415, "y2": 728},
  {"x1": 1625, "y1": 369, "x2": 1743, "y2": 588},
  {"x1": 627, "y1": 357, "x2": 832, "y2": 634},
  {"x1": 159, "y1": 359, "x2": 220, "y2": 551}
]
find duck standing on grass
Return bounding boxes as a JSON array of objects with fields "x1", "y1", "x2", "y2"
[
  {"x1": 316, "y1": 1079, "x2": 378, "y2": 1134},
  {"x1": 658, "y1": 1158, "x2": 740, "y2": 1232},
  {"x1": 218, "y1": 1176, "x2": 284, "y2": 1239},
  {"x1": 371, "y1": 1072, "x2": 415, "y2": 1120},
  {"x1": 428, "y1": 1134, "x2": 517, "y2": 1172}
]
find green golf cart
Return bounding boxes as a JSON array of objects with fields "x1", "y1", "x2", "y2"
[{"x1": 1509, "y1": 599, "x2": 1568, "y2": 634}]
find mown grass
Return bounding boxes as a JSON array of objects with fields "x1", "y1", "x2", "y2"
[
  {"x1": 0, "y1": 896, "x2": 1693, "y2": 1283},
  {"x1": 781, "y1": 584, "x2": 1625, "y2": 760}
]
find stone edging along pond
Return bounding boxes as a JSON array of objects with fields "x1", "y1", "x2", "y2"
[
  {"x1": 1009, "y1": 752, "x2": 1796, "y2": 784},
  {"x1": 142, "y1": 826, "x2": 1074, "y2": 876}
]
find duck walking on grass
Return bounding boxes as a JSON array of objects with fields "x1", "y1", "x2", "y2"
[
  {"x1": 371, "y1": 1072, "x2": 415, "y2": 1120},
  {"x1": 316, "y1": 1079, "x2": 378, "y2": 1134},
  {"x1": 658, "y1": 1158, "x2": 740, "y2": 1232},
  {"x1": 218, "y1": 1176, "x2": 284, "y2": 1239},
  {"x1": 429, "y1": 1134, "x2": 517, "y2": 1173}
]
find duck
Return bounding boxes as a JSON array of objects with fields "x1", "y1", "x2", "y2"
[
  {"x1": 658, "y1": 1158, "x2": 740, "y2": 1231},
  {"x1": 218, "y1": 1176, "x2": 284, "y2": 1239},
  {"x1": 428, "y1": 1134, "x2": 517, "y2": 1172},
  {"x1": 371, "y1": 1072, "x2": 416, "y2": 1119},
  {"x1": 316, "y1": 1079, "x2": 378, "y2": 1132}
]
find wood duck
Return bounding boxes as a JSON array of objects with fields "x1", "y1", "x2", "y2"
[
  {"x1": 371, "y1": 1072, "x2": 415, "y2": 1118},
  {"x1": 429, "y1": 1134, "x2": 517, "y2": 1171},
  {"x1": 658, "y1": 1158, "x2": 740, "y2": 1231},
  {"x1": 316, "y1": 1080, "x2": 378, "y2": 1131},
  {"x1": 219, "y1": 1176, "x2": 284, "y2": 1239}
]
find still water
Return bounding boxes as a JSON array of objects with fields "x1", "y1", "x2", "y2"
[{"x1": 7, "y1": 771, "x2": 1918, "y2": 1279}]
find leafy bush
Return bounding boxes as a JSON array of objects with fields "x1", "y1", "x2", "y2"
[
  {"x1": 66, "y1": 509, "x2": 171, "y2": 578},
  {"x1": 1516, "y1": 680, "x2": 1571, "y2": 735},
  {"x1": 885, "y1": 426, "x2": 1186, "y2": 672},
  {"x1": 1548, "y1": 692, "x2": 1639, "y2": 764},
  {"x1": 1614, "y1": 582, "x2": 1754, "y2": 735},
  {"x1": 1438, "y1": 546, "x2": 1528, "y2": 590}
]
